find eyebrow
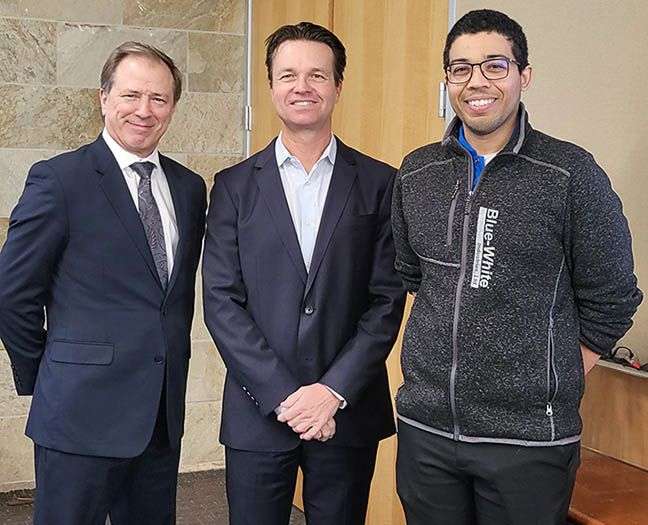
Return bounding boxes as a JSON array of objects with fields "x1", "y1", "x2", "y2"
[{"x1": 449, "y1": 54, "x2": 510, "y2": 64}]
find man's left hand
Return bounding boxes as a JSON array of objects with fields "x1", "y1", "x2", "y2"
[{"x1": 276, "y1": 383, "x2": 340, "y2": 438}]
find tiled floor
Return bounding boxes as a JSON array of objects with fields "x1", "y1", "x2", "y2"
[{"x1": 0, "y1": 470, "x2": 306, "y2": 525}]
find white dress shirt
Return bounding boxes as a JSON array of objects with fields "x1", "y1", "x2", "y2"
[
  {"x1": 275, "y1": 133, "x2": 336, "y2": 272},
  {"x1": 102, "y1": 128, "x2": 179, "y2": 276},
  {"x1": 274, "y1": 133, "x2": 346, "y2": 409}
]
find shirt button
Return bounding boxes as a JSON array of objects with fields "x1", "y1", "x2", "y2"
[
  {"x1": 304, "y1": 305, "x2": 314, "y2": 315},
  {"x1": 154, "y1": 355, "x2": 165, "y2": 364}
]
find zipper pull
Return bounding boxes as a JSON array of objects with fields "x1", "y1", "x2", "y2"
[
  {"x1": 546, "y1": 402, "x2": 553, "y2": 417},
  {"x1": 451, "y1": 179, "x2": 460, "y2": 199}
]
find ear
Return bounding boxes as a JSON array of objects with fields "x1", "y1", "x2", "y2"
[
  {"x1": 520, "y1": 66, "x2": 532, "y2": 92},
  {"x1": 99, "y1": 88, "x2": 108, "y2": 116},
  {"x1": 335, "y1": 81, "x2": 343, "y2": 99}
]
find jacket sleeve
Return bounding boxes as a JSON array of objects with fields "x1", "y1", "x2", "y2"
[
  {"x1": 391, "y1": 167, "x2": 422, "y2": 292},
  {"x1": 0, "y1": 162, "x2": 68, "y2": 394},
  {"x1": 319, "y1": 169, "x2": 406, "y2": 405},
  {"x1": 566, "y1": 155, "x2": 643, "y2": 355},
  {"x1": 202, "y1": 173, "x2": 301, "y2": 416}
]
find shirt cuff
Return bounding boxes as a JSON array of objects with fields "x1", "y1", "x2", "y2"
[{"x1": 323, "y1": 385, "x2": 347, "y2": 409}]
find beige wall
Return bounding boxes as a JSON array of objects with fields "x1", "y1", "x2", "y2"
[
  {"x1": 0, "y1": 0, "x2": 247, "y2": 491},
  {"x1": 456, "y1": 0, "x2": 648, "y2": 360}
]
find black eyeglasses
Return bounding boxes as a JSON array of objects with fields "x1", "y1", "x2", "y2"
[{"x1": 445, "y1": 57, "x2": 520, "y2": 84}]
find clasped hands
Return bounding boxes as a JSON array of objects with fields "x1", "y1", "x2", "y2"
[{"x1": 276, "y1": 383, "x2": 340, "y2": 442}]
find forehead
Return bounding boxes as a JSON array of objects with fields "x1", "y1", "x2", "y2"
[
  {"x1": 448, "y1": 31, "x2": 514, "y2": 61},
  {"x1": 272, "y1": 39, "x2": 335, "y2": 71},
  {"x1": 111, "y1": 55, "x2": 174, "y2": 92}
]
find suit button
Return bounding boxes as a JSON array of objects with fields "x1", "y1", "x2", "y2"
[
  {"x1": 304, "y1": 305, "x2": 314, "y2": 315},
  {"x1": 154, "y1": 355, "x2": 164, "y2": 364}
]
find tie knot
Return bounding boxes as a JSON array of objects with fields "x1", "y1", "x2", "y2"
[{"x1": 131, "y1": 161, "x2": 156, "y2": 179}]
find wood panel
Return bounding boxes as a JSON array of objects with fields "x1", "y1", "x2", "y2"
[
  {"x1": 250, "y1": 0, "x2": 333, "y2": 153},
  {"x1": 580, "y1": 363, "x2": 648, "y2": 469},
  {"x1": 569, "y1": 448, "x2": 648, "y2": 525},
  {"x1": 332, "y1": 0, "x2": 448, "y2": 167}
]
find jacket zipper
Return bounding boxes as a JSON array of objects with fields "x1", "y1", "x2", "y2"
[
  {"x1": 449, "y1": 152, "x2": 475, "y2": 440},
  {"x1": 446, "y1": 179, "x2": 460, "y2": 247},
  {"x1": 545, "y1": 257, "x2": 564, "y2": 441}
]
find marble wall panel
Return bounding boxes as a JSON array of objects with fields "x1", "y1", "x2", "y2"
[
  {"x1": 0, "y1": 149, "x2": 59, "y2": 217},
  {"x1": 162, "y1": 93, "x2": 243, "y2": 155},
  {"x1": 187, "y1": 154, "x2": 243, "y2": 184},
  {"x1": 0, "y1": 218, "x2": 8, "y2": 248},
  {"x1": 0, "y1": 85, "x2": 102, "y2": 150},
  {"x1": 0, "y1": 1, "x2": 19, "y2": 17},
  {"x1": 0, "y1": 351, "x2": 31, "y2": 417},
  {"x1": 57, "y1": 24, "x2": 187, "y2": 88},
  {"x1": 124, "y1": 0, "x2": 245, "y2": 34},
  {"x1": 0, "y1": 18, "x2": 56, "y2": 84},
  {"x1": 188, "y1": 33, "x2": 245, "y2": 94},
  {"x1": 179, "y1": 401, "x2": 224, "y2": 471},
  {"x1": 2, "y1": 1, "x2": 123, "y2": 25},
  {"x1": 0, "y1": 415, "x2": 33, "y2": 490},
  {"x1": 186, "y1": 341, "x2": 225, "y2": 403}
]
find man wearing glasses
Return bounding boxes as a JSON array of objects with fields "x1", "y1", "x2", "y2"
[{"x1": 392, "y1": 9, "x2": 642, "y2": 525}]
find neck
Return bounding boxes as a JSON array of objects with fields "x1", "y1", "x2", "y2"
[
  {"x1": 463, "y1": 116, "x2": 517, "y2": 156},
  {"x1": 280, "y1": 126, "x2": 332, "y2": 172}
]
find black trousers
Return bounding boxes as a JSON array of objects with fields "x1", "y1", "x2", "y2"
[
  {"x1": 33, "y1": 386, "x2": 180, "y2": 525},
  {"x1": 396, "y1": 421, "x2": 580, "y2": 525},
  {"x1": 226, "y1": 440, "x2": 378, "y2": 525}
]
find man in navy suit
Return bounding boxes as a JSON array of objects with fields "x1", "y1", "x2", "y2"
[
  {"x1": 0, "y1": 41, "x2": 206, "y2": 524},
  {"x1": 203, "y1": 22, "x2": 405, "y2": 525}
]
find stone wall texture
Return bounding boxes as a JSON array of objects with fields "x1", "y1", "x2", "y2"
[{"x1": 0, "y1": 0, "x2": 246, "y2": 492}]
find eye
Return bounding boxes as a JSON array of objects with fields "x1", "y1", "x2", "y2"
[
  {"x1": 311, "y1": 73, "x2": 327, "y2": 80},
  {"x1": 450, "y1": 64, "x2": 471, "y2": 76},
  {"x1": 278, "y1": 73, "x2": 295, "y2": 81},
  {"x1": 484, "y1": 60, "x2": 507, "y2": 73}
]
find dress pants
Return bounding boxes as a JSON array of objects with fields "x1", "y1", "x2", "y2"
[
  {"x1": 226, "y1": 440, "x2": 378, "y2": 525},
  {"x1": 396, "y1": 420, "x2": 580, "y2": 525},
  {"x1": 33, "y1": 385, "x2": 181, "y2": 525}
]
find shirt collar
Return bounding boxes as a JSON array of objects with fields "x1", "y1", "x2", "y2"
[
  {"x1": 275, "y1": 132, "x2": 337, "y2": 169},
  {"x1": 102, "y1": 128, "x2": 161, "y2": 175},
  {"x1": 457, "y1": 125, "x2": 482, "y2": 163}
]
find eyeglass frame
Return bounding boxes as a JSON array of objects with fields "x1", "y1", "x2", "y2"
[{"x1": 444, "y1": 57, "x2": 523, "y2": 84}]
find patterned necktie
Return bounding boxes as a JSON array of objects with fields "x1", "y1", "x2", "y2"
[{"x1": 131, "y1": 161, "x2": 168, "y2": 288}]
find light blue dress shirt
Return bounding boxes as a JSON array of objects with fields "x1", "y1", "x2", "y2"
[{"x1": 275, "y1": 133, "x2": 337, "y2": 272}]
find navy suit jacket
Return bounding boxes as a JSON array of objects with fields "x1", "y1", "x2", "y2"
[
  {"x1": 0, "y1": 136, "x2": 206, "y2": 458},
  {"x1": 202, "y1": 138, "x2": 405, "y2": 451}
]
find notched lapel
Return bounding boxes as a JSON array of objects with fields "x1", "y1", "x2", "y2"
[
  {"x1": 254, "y1": 142, "x2": 308, "y2": 284},
  {"x1": 93, "y1": 138, "x2": 163, "y2": 291},
  {"x1": 305, "y1": 142, "x2": 357, "y2": 295}
]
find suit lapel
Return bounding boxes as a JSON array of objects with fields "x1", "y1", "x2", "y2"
[
  {"x1": 160, "y1": 154, "x2": 188, "y2": 297},
  {"x1": 254, "y1": 140, "x2": 308, "y2": 284},
  {"x1": 93, "y1": 137, "x2": 163, "y2": 290},
  {"x1": 304, "y1": 140, "x2": 357, "y2": 296}
]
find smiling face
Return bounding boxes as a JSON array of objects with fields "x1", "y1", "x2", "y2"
[
  {"x1": 447, "y1": 31, "x2": 531, "y2": 152},
  {"x1": 100, "y1": 54, "x2": 176, "y2": 157},
  {"x1": 270, "y1": 39, "x2": 341, "y2": 136}
]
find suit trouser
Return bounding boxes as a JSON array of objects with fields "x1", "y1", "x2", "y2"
[
  {"x1": 396, "y1": 420, "x2": 580, "y2": 525},
  {"x1": 226, "y1": 440, "x2": 378, "y2": 525},
  {"x1": 33, "y1": 385, "x2": 180, "y2": 525}
]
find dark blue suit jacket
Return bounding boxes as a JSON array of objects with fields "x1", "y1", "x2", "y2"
[
  {"x1": 202, "y1": 138, "x2": 405, "y2": 451},
  {"x1": 0, "y1": 136, "x2": 206, "y2": 458}
]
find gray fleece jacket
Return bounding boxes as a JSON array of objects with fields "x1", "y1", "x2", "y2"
[{"x1": 392, "y1": 106, "x2": 643, "y2": 446}]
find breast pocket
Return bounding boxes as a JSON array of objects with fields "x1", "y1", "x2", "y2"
[{"x1": 402, "y1": 173, "x2": 462, "y2": 265}]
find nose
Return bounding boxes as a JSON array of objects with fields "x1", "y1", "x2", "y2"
[
  {"x1": 466, "y1": 64, "x2": 490, "y2": 89},
  {"x1": 293, "y1": 74, "x2": 312, "y2": 92},
  {"x1": 134, "y1": 96, "x2": 153, "y2": 117}
]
